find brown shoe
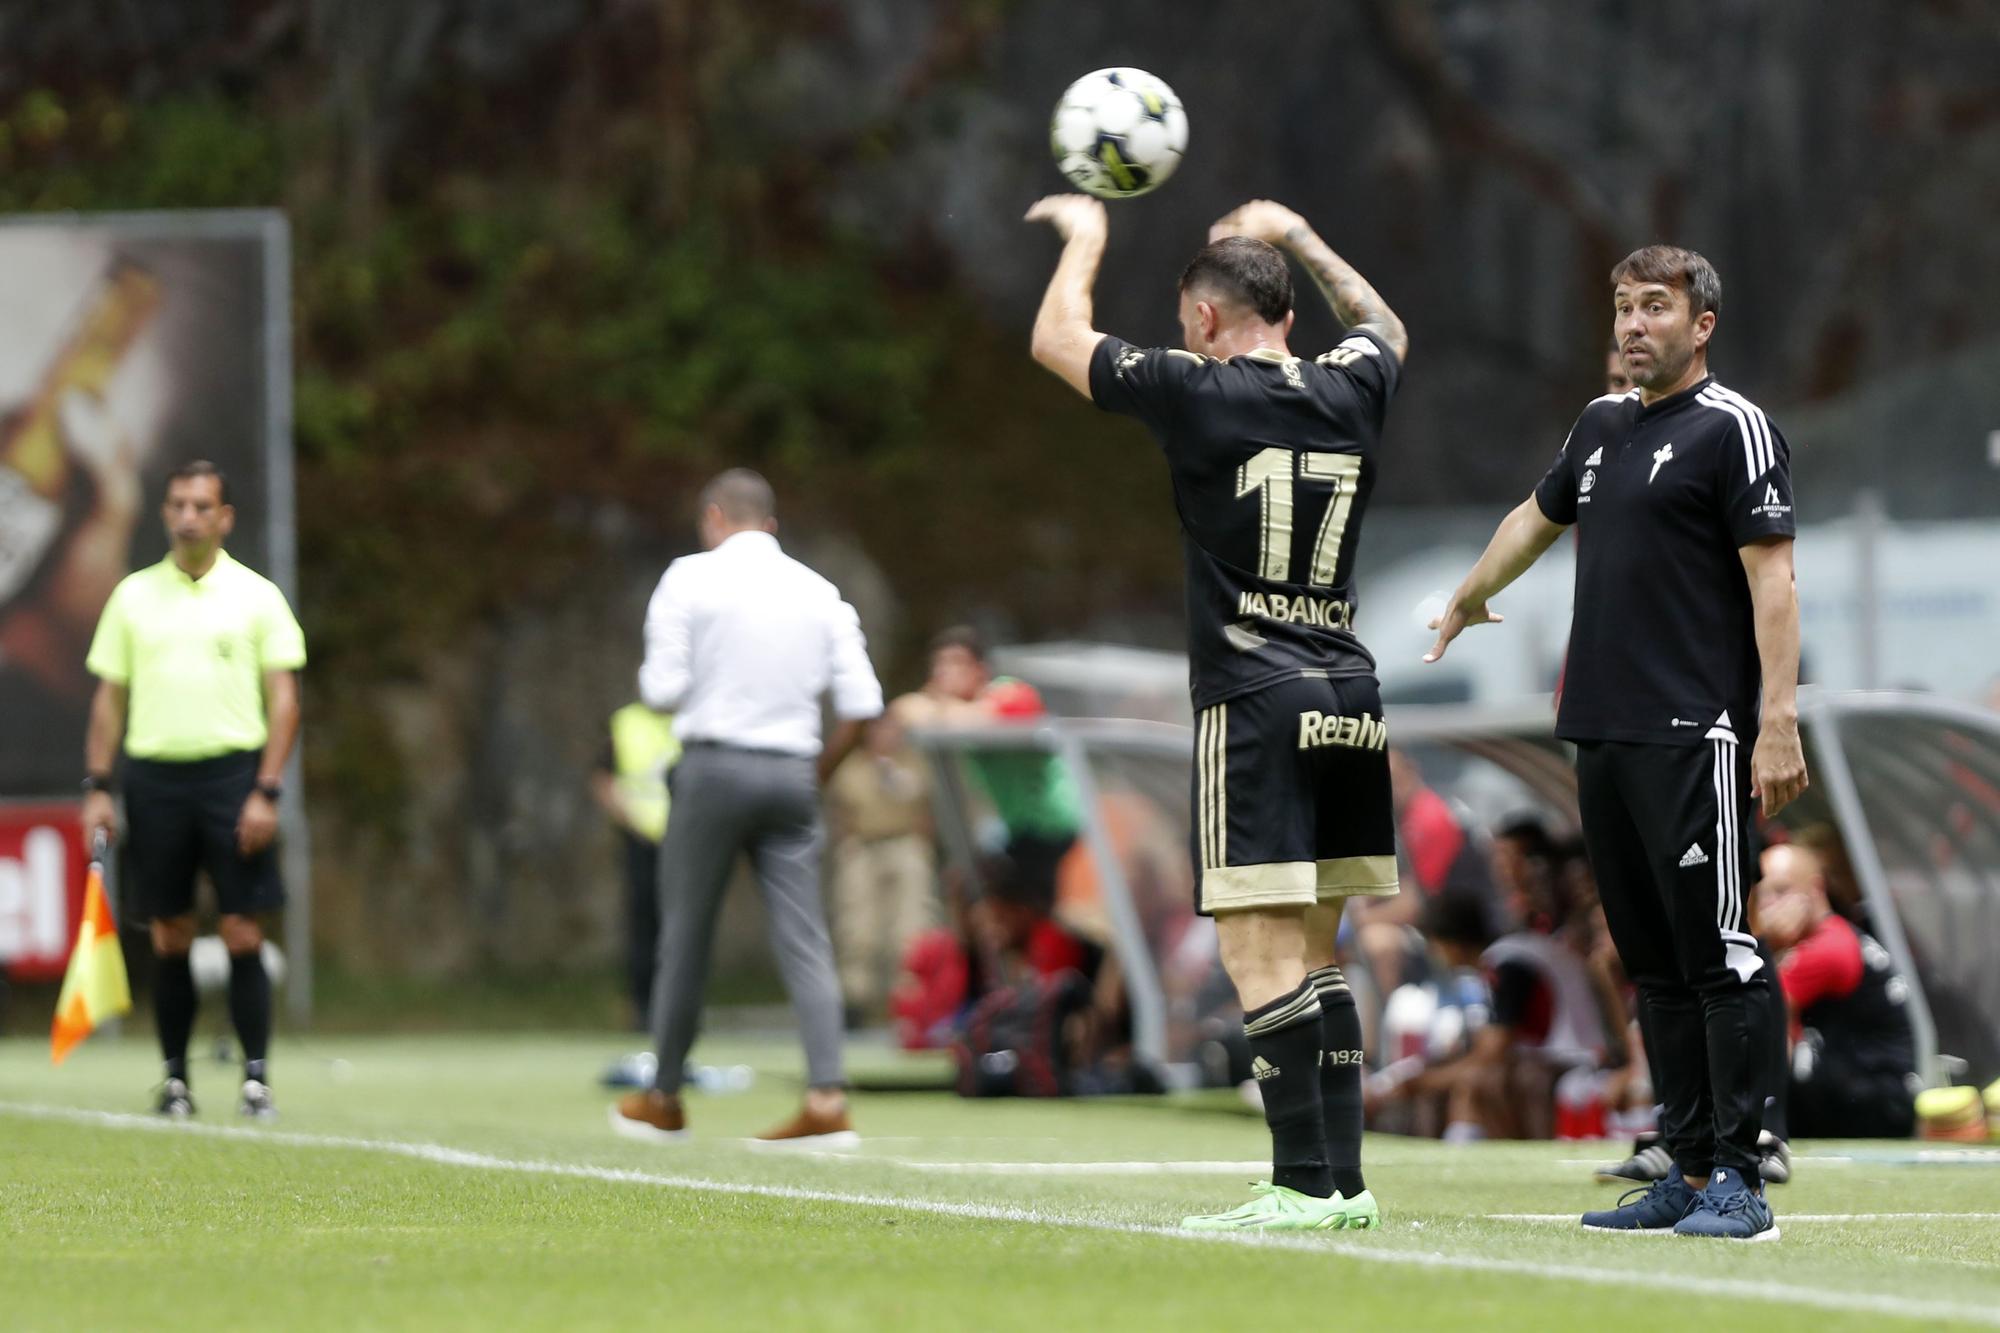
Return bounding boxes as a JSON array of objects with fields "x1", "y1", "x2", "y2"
[
  {"x1": 751, "y1": 1102, "x2": 859, "y2": 1150},
  {"x1": 609, "y1": 1089, "x2": 689, "y2": 1143}
]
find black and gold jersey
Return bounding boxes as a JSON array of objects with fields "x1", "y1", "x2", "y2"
[{"x1": 1089, "y1": 329, "x2": 1399, "y2": 708}]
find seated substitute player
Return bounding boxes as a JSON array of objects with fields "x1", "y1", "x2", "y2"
[
  {"x1": 1754, "y1": 843, "x2": 1919, "y2": 1138},
  {"x1": 1027, "y1": 193, "x2": 1407, "y2": 1231}
]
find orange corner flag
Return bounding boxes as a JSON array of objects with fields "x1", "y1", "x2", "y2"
[{"x1": 51, "y1": 855, "x2": 131, "y2": 1065}]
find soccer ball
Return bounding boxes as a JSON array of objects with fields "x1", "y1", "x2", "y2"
[{"x1": 1049, "y1": 67, "x2": 1187, "y2": 200}]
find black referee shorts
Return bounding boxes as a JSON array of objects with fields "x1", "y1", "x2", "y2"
[
  {"x1": 1191, "y1": 674, "x2": 1399, "y2": 916},
  {"x1": 123, "y1": 750, "x2": 284, "y2": 923}
]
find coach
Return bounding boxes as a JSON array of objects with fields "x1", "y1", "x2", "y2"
[
  {"x1": 610, "y1": 469, "x2": 882, "y2": 1147},
  {"x1": 80, "y1": 459, "x2": 304, "y2": 1121},
  {"x1": 1427, "y1": 246, "x2": 1805, "y2": 1242}
]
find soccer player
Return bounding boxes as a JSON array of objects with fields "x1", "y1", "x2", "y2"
[
  {"x1": 80, "y1": 460, "x2": 305, "y2": 1119},
  {"x1": 1426, "y1": 246, "x2": 1805, "y2": 1241},
  {"x1": 1026, "y1": 194, "x2": 1407, "y2": 1231}
]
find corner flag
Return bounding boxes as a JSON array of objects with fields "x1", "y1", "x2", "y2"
[{"x1": 51, "y1": 834, "x2": 131, "y2": 1065}]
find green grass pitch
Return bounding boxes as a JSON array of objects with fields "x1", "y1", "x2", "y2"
[{"x1": 4, "y1": 1031, "x2": 1997, "y2": 1331}]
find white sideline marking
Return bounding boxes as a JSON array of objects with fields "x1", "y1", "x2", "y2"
[
  {"x1": 867, "y1": 1158, "x2": 1273, "y2": 1176},
  {"x1": 6, "y1": 1101, "x2": 1998, "y2": 1328},
  {"x1": 1492, "y1": 1212, "x2": 2000, "y2": 1223}
]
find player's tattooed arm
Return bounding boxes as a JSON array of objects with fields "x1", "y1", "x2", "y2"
[
  {"x1": 1208, "y1": 200, "x2": 1408, "y2": 362},
  {"x1": 1025, "y1": 194, "x2": 1110, "y2": 398},
  {"x1": 1282, "y1": 224, "x2": 1408, "y2": 363}
]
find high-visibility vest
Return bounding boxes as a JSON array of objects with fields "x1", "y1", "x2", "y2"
[{"x1": 610, "y1": 702, "x2": 679, "y2": 844}]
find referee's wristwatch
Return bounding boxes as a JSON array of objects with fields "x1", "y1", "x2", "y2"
[
  {"x1": 81, "y1": 774, "x2": 116, "y2": 796},
  {"x1": 255, "y1": 780, "x2": 283, "y2": 804}
]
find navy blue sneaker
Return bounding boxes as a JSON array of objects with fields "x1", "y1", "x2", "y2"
[
  {"x1": 1673, "y1": 1167, "x2": 1780, "y2": 1242},
  {"x1": 1580, "y1": 1166, "x2": 1695, "y2": 1232}
]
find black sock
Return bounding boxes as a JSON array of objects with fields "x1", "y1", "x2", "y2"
[
  {"x1": 1309, "y1": 965, "x2": 1366, "y2": 1198},
  {"x1": 155, "y1": 952, "x2": 196, "y2": 1081},
  {"x1": 227, "y1": 949, "x2": 271, "y2": 1066},
  {"x1": 1244, "y1": 980, "x2": 1331, "y2": 1198}
]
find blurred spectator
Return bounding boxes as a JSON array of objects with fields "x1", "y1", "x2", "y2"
[
  {"x1": 824, "y1": 714, "x2": 935, "y2": 1027},
  {"x1": 890, "y1": 626, "x2": 1082, "y2": 890},
  {"x1": 589, "y1": 701, "x2": 680, "y2": 1029},
  {"x1": 893, "y1": 851, "x2": 1132, "y2": 1093},
  {"x1": 1793, "y1": 821, "x2": 1868, "y2": 925},
  {"x1": 892, "y1": 852, "x2": 1094, "y2": 1049},
  {"x1": 1370, "y1": 889, "x2": 1608, "y2": 1141},
  {"x1": 1491, "y1": 815, "x2": 1561, "y2": 933},
  {"x1": 1604, "y1": 340, "x2": 1633, "y2": 395},
  {"x1": 1754, "y1": 843, "x2": 1919, "y2": 1138},
  {"x1": 1350, "y1": 748, "x2": 1495, "y2": 997}
]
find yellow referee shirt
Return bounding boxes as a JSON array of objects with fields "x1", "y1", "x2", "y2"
[{"x1": 85, "y1": 550, "x2": 307, "y2": 761}]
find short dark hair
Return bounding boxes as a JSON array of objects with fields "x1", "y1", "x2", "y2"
[
  {"x1": 1422, "y1": 889, "x2": 1496, "y2": 951},
  {"x1": 1494, "y1": 814, "x2": 1557, "y2": 863},
  {"x1": 928, "y1": 624, "x2": 987, "y2": 664},
  {"x1": 1610, "y1": 245, "x2": 1722, "y2": 318},
  {"x1": 1178, "y1": 237, "x2": 1293, "y2": 325},
  {"x1": 166, "y1": 459, "x2": 229, "y2": 505},
  {"x1": 698, "y1": 468, "x2": 775, "y2": 524}
]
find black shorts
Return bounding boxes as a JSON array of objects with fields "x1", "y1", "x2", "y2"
[
  {"x1": 122, "y1": 751, "x2": 284, "y2": 922},
  {"x1": 1191, "y1": 673, "x2": 1398, "y2": 915}
]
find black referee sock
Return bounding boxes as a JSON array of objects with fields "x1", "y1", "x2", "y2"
[
  {"x1": 1309, "y1": 965, "x2": 1367, "y2": 1199},
  {"x1": 227, "y1": 949, "x2": 271, "y2": 1066},
  {"x1": 154, "y1": 952, "x2": 197, "y2": 1080},
  {"x1": 1244, "y1": 980, "x2": 1331, "y2": 1198}
]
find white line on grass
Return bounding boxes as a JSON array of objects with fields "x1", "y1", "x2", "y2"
[
  {"x1": 5, "y1": 1101, "x2": 1997, "y2": 1329},
  {"x1": 863, "y1": 1158, "x2": 1273, "y2": 1175},
  {"x1": 1492, "y1": 1212, "x2": 2000, "y2": 1223}
]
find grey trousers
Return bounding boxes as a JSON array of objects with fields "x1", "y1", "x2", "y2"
[{"x1": 648, "y1": 744, "x2": 844, "y2": 1092}]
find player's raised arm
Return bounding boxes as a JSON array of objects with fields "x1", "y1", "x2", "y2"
[
  {"x1": 1025, "y1": 193, "x2": 1110, "y2": 397},
  {"x1": 1211, "y1": 200, "x2": 1408, "y2": 363}
]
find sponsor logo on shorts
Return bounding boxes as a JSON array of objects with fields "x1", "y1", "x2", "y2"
[
  {"x1": 1298, "y1": 711, "x2": 1388, "y2": 752},
  {"x1": 1679, "y1": 843, "x2": 1710, "y2": 868},
  {"x1": 1250, "y1": 1056, "x2": 1280, "y2": 1081}
]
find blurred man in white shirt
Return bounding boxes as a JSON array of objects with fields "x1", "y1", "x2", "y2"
[{"x1": 612, "y1": 469, "x2": 883, "y2": 1146}]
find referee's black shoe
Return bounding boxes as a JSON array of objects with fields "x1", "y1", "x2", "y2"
[{"x1": 154, "y1": 1077, "x2": 195, "y2": 1118}]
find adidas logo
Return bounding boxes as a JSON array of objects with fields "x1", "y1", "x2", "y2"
[
  {"x1": 1250, "y1": 1056, "x2": 1280, "y2": 1082},
  {"x1": 1679, "y1": 844, "x2": 1710, "y2": 868},
  {"x1": 1584, "y1": 447, "x2": 1603, "y2": 466}
]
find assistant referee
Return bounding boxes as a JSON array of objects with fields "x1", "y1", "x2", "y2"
[
  {"x1": 1428, "y1": 246, "x2": 1806, "y2": 1242},
  {"x1": 80, "y1": 459, "x2": 305, "y2": 1120}
]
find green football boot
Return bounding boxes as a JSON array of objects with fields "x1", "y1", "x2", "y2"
[{"x1": 1180, "y1": 1182, "x2": 1381, "y2": 1232}]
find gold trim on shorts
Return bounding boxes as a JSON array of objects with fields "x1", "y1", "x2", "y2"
[{"x1": 1201, "y1": 854, "x2": 1399, "y2": 913}]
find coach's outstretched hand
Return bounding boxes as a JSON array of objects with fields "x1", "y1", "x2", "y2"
[
  {"x1": 1024, "y1": 194, "x2": 1107, "y2": 242},
  {"x1": 1422, "y1": 597, "x2": 1504, "y2": 664}
]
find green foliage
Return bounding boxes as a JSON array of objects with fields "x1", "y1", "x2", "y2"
[
  {"x1": 0, "y1": 71, "x2": 1174, "y2": 844},
  {"x1": 0, "y1": 89, "x2": 284, "y2": 212}
]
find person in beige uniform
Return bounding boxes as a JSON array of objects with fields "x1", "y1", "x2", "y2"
[{"x1": 825, "y1": 715, "x2": 934, "y2": 1025}]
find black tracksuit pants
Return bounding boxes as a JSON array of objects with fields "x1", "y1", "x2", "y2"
[{"x1": 1576, "y1": 735, "x2": 1773, "y2": 1182}]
